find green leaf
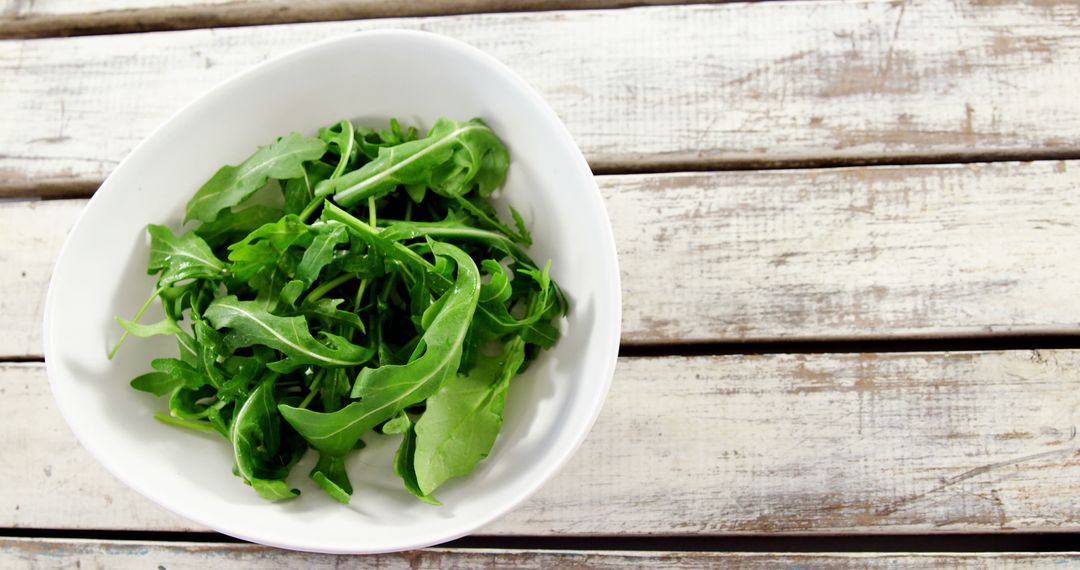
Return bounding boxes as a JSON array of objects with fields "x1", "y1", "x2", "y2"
[
  {"x1": 378, "y1": 215, "x2": 535, "y2": 272},
  {"x1": 322, "y1": 202, "x2": 449, "y2": 292},
  {"x1": 299, "y1": 297, "x2": 366, "y2": 333},
  {"x1": 229, "y1": 214, "x2": 312, "y2": 255},
  {"x1": 160, "y1": 280, "x2": 217, "y2": 323},
  {"x1": 194, "y1": 205, "x2": 283, "y2": 248},
  {"x1": 115, "y1": 316, "x2": 181, "y2": 338},
  {"x1": 227, "y1": 215, "x2": 311, "y2": 286},
  {"x1": 381, "y1": 411, "x2": 411, "y2": 435},
  {"x1": 454, "y1": 197, "x2": 531, "y2": 246},
  {"x1": 251, "y1": 478, "x2": 301, "y2": 501},
  {"x1": 130, "y1": 372, "x2": 181, "y2": 397},
  {"x1": 185, "y1": 133, "x2": 327, "y2": 223},
  {"x1": 279, "y1": 243, "x2": 480, "y2": 456},
  {"x1": 474, "y1": 261, "x2": 557, "y2": 336},
  {"x1": 522, "y1": 320, "x2": 561, "y2": 350},
  {"x1": 355, "y1": 118, "x2": 419, "y2": 160},
  {"x1": 279, "y1": 279, "x2": 305, "y2": 309},
  {"x1": 193, "y1": 319, "x2": 228, "y2": 389},
  {"x1": 479, "y1": 260, "x2": 511, "y2": 304},
  {"x1": 319, "y1": 120, "x2": 357, "y2": 180},
  {"x1": 326, "y1": 118, "x2": 509, "y2": 207},
  {"x1": 218, "y1": 351, "x2": 272, "y2": 402},
  {"x1": 394, "y1": 420, "x2": 440, "y2": 505},
  {"x1": 147, "y1": 225, "x2": 226, "y2": 286},
  {"x1": 204, "y1": 296, "x2": 372, "y2": 371},
  {"x1": 310, "y1": 453, "x2": 352, "y2": 504},
  {"x1": 414, "y1": 336, "x2": 525, "y2": 496},
  {"x1": 283, "y1": 162, "x2": 334, "y2": 216},
  {"x1": 510, "y1": 207, "x2": 532, "y2": 246},
  {"x1": 168, "y1": 384, "x2": 216, "y2": 419},
  {"x1": 152, "y1": 357, "x2": 206, "y2": 390},
  {"x1": 231, "y1": 378, "x2": 302, "y2": 501},
  {"x1": 296, "y1": 224, "x2": 348, "y2": 286}
]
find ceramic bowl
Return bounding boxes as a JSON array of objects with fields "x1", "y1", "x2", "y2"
[{"x1": 43, "y1": 30, "x2": 621, "y2": 554}]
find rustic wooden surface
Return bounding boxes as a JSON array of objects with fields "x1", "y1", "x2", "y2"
[
  {"x1": 4, "y1": 0, "x2": 1080, "y2": 564},
  {"x1": 5, "y1": 160, "x2": 1080, "y2": 358},
  {"x1": 0, "y1": 0, "x2": 717, "y2": 38},
  {"x1": 3, "y1": 539, "x2": 1079, "y2": 569},
  {"x1": 3, "y1": 1, "x2": 1080, "y2": 196},
  {"x1": 6, "y1": 350, "x2": 1080, "y2": 534}
]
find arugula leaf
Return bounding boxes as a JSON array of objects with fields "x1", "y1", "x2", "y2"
[
  {"x1": 168, "y1": 384, "x2": 217, "y2": 419},
  {"x1": 322, "y1": 202, "x2": 449, "y2": 291},
  {"x1": 204, "y1": 296, "x2": 373, "y2": 371},
  {"x1": 319, "y1": 120, "x2": 358, "y2": 180},
  {"x1": 279, "y1": 243, "x2": 479, "y2": 456},
  {"x1": 479, "y1": 260, "x2": 512, "y2": 304},
  {"x1": 299, "y1": 297, "x2": 366, "y2": 333},
  {"x1": 185, "y1": 133, "x2": 327, "y2": 223},
  {"x1": 454, "y1": 197, "x2": 532, "y2": 246},
  {"x1": 130, "y1": 372, "x2": 182, "y2": 397},
  {"x1": 115, "y1": 316, "x2": 181, "y2": 338},
  {"x1": 326, "y1": 118, "x2": 509, "y2": 207},
  {"x1": 194, "y1": 204, "x2": 283, "y2": 249},
  {"x1": 413, "y1": 336, "x2": 525, "y2": 496},
  {"x1": 355, "y1": 118, "x2": 419, "y2": 160},
  {"x1": 148, "y1": 224, "x2": 226, "y2": 286},
  {"x1": 151, "y1": 357, "x2": 206, "y2": 390},
  {"x1": 310, "y1": 453, "x2": 353, "y2": 504},
  {"x1": 296, "y1": 224, "x2": 348, "y2": 286},
  {"x1": 231, "y1": 378, "x2": 302, "y2": 501},
  {"x1": 394, "y1": 419, "x2": 440, "y2": 505},
  {"x1": 283, "y1": 162, "x2": 334, "y2": 216}
]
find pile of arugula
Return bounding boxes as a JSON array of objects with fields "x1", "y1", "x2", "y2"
[{"x1": 111, "y1": 117, "x2": 567, "y2": 504}]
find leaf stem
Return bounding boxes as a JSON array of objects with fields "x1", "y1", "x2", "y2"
[
  {"x1": 154, "y1": 412, "x2": 217, "y2": 433},
  {"x1": 323, "y1": 201, "x2": 438, "y2": 274},
  {"x1": 299, "y1": 373, "x2": 322, "y2": 409},
  {"x1": 108, "y1": 286, "x2": 164, "y2": 360},
  {"x1": 298, "y1": 196, "x2": 323, "y2": 223},
  {"x1": 330, "y1": 121, "x2": 355, "y2": 180},
  {"x1": 354, "y1": 278, "x2": 368, "y2": 311},
  {"x1": 305, "y1": 273, "x2": 354, "y2": 304},
  {"x1": 368, "y1": 196, "x2": 377, "y2": 227}
]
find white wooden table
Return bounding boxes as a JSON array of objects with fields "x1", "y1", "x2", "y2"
[{"x1": 4, "y1": 0, "x2": 1080, "y2": 567}]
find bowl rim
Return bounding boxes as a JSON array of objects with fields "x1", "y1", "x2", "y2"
[{"x1": 42, "y1": 29, "x2": 622, "y2": 553}]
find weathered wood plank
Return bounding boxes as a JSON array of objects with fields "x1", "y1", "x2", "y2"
[
  {"x1": 3, "y1": 1, "x2": 1080, "y2": 195},
  {"x1": 5, "y1": 350, "x2": 1080, "y2": 534},
  {"x1": 0, "y1": 199, "x2": 80, "y2": 359},
  {"x1": 2, "y1": 539, "x2": 1078, "y2": 569},
  {"x1": 5, "y1": 161, "x2": 1080, "y2": 358},
  {"x1": 0, "y1": 0, "x2": 717, "y2": 39}
]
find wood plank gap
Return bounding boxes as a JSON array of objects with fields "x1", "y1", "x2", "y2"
[
  {"x1": 18, "y1": 151, "x2": 1080, "y2": 202},
  {"x1": 452, "y1": 535, "x2": 1080, "y2": 553},
  {"x1": 3, "y1": 529, "x2": 1080, "y2": 553},
  {"x1": 589, "y1": 151, "x2": 1080, "y2": 177},
  {"x1": 11, "y1": 335, "x2": 1080, "y2": 365},
  {"x1": 0, "y1": 356, "x2": 44, "y2": 364},
  {"x1": 0, "y1": 1, "x2": 735, "y2": 40},
  {"x1": 619, "y1": 336, "x2": 1080, "y2": 358}
]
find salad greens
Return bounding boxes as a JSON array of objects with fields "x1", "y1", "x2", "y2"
[{"x1": 112, "y1": 117, "x2": 567, "y2": 504}]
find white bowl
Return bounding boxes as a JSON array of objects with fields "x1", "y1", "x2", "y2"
[{"x1": 43, "y1": 31, "x2": 621, "y2": 554}]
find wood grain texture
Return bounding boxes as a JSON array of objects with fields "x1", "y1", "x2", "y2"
[
  {"x1": 2, "y1": 539, "x2": 1079, "y2": 569},
  {"x1": 0, "y1": 199, "x2": 81, "y2": 359},
  {"x1": 5, "y1": 350, "x2": 1080, "y2": 534},
  {"x1": 5, "y1": 160, "x2": 1080, "y2": 358},
  {"x1": 0, "y1": 0, "x2": 718, "y2": 38},
  {"x1": 3, "y1": 1, "x2": 1080, "y2": 195}
]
